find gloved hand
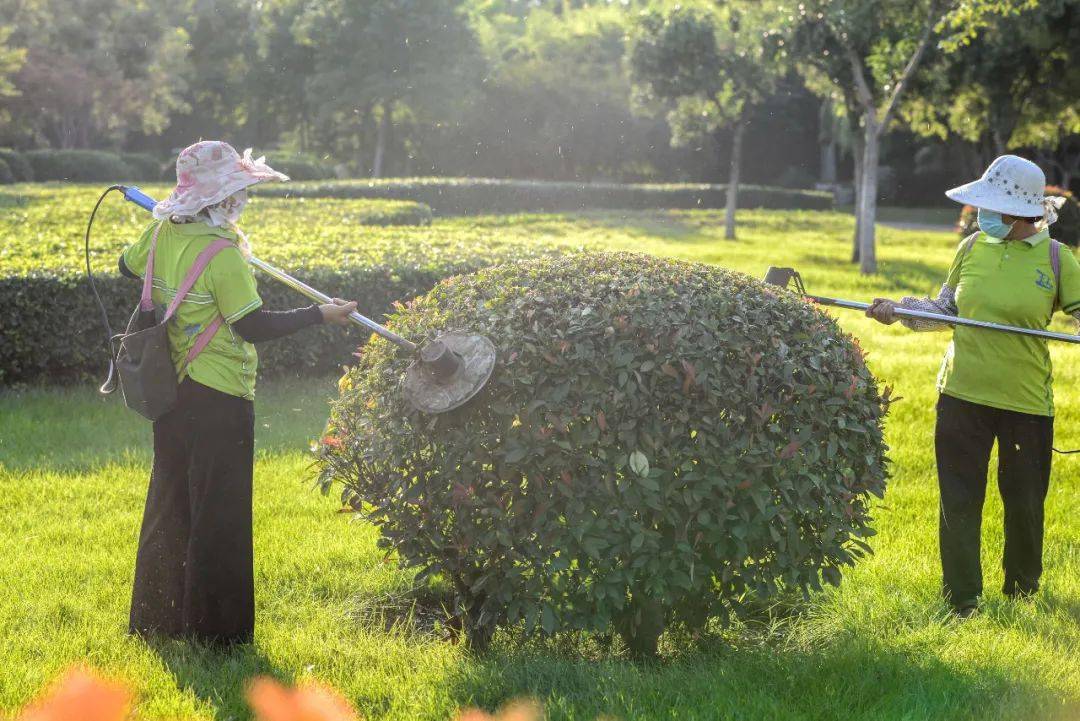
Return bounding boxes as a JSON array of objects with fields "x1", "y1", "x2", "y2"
[
  {"x1": 865, "y1": 298, "x2": 899, "y2": 325},
  {"x1": 319, "y1": 298, "x2": 358, "y2": 326}
]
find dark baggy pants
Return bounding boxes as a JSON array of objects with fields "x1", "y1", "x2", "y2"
[
  {"x1": 130, "y1": 379, "x2": 255, "y2": 645},
  {"x1": 934, "y1": 393, "x2": 1053, "y2": 610}
]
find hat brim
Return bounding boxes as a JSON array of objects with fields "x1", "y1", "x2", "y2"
[
  {"x1": 945, "y1": 178, "x2": 1044, "y2": 217},
  {"x1": 153, "y1": 169, "x2": 289, "y2": 219}
]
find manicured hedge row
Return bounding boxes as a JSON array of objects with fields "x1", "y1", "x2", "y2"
[
  {"x1": 0, "y1": 266, "x2": 458, "y2": 385},
  {"x1": 123, "y1": 153, "x2": 167, "y2": 181},
  {"x1": 255, "y1": 178, "x2": 833, "y2": 215},
  {"x1": 263, "y1": 152, "x2": 337, "y2": 181},
  {"x1": 24, "y1": 150, "x2": 164, "y2": 183},
  {"x1": 0, "y1": 149, "x2": 34, "y2": 182},
  {"x1": 0, "y1": 189, "x2": 497, "y2": 384}
]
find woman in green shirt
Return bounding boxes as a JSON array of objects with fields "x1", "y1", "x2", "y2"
[
  {"x1": 866, "y1": 155, "x2": 1076, "y2": 617},
  {"x1": 122, "y1": 141, "x2": 357, "y2": 646}
]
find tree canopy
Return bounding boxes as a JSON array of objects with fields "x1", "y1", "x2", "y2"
[{"x1": 0, "y1": 0, "x2": 1075, "y2": 215}]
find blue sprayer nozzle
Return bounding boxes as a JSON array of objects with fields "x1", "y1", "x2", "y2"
[{"x1": 120, "y1": 185, "x2": 158, "y2": 212}]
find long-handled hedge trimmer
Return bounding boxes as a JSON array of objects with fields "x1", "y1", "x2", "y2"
[
  {"x1": 762, "y1": 266, "x2": 1080, "y2": 344},
  {"x1": 764, "y1": 266, "x2": 1080, "y2": 454},
  {"x1": 86, "y1": 185, "x2": 496, "y2": 414}
]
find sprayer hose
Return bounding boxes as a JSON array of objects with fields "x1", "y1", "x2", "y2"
[{"x1": 85, "y1": 185, "x2": 123, "y2": 393}]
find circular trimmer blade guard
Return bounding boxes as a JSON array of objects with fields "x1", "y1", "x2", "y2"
[{"x1": 403, "y1": 332, "x2": 497, "y2": 414}]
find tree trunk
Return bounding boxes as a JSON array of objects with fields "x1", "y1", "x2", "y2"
[
  {"x1": 821, "y1": 136, "x2": 837, "y2": 186},
  {"x1": 724, "y1": 120, "x2": 745, "y2": 241},
  {"x1": 1060, "y1": 149, "x2": 1080, "y2": 192},
  {"x1": 858, "y1": 118, "x2": 880, "y2": 275},
  {"x1": 851, "y1": 123, "x2": 865, "y2": 263},
  {"x1": 992, "y1": 128, "x2": 1006, "y2": 156},
  {"x1": 819, "y1": 100, "x2": 837, "y2": 185},
  {"x1": 372, "y1": 103, "x2": 390, "y2": 179}
]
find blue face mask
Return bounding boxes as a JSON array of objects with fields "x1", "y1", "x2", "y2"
[{"x1": 977, "y1": 208, "x2": 1015, "y2": 239}]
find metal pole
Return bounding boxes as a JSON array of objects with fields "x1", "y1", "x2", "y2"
[
  {"x1": 247, "y1": 257, "x2": 417, "y2": 352},
  {"x1": 808, "y1": 294, "x2": 1080, "y2": 345},
  {"x1": 763, "y1": 266, "x2": 1080, "y2": 345},
  {"x1": 119, "y1": 185, "x2": 418, "y2": 353}
]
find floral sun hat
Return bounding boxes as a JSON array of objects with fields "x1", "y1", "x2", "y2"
[
  {"x1": 945, "y1": 154, "x2": 1066, "y2": 225},
  {"x1": 152, "y1": 141, "x2": 289, "y2": 221}
]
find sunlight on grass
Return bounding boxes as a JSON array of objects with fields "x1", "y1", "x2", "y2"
[{"x1": 1, "y1": 203, "x2": 1078, "y2": 720}]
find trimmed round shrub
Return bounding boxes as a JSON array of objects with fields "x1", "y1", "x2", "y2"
[
  {"x1": 0, "y1": 158, "x2": 13, "y2": 184},
  {"x1": 0, "y1": 148, "x2": 33, "y2": 181},
  {"x1": 25, "y1": 149, "x2": 134, "y2": 183},
  {"x1": 316, "y1": 253, "x2": 889, "y2": 655},
  {"x1": 956, "y1": 185, "x2": 1080, "y2": 247}
]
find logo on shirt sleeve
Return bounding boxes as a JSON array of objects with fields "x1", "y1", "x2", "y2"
[{"x1": 1035, "y1": 269, "x2": 1054, "y2": 291}]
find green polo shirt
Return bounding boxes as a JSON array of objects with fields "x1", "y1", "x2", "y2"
[
  {"x1": 938, "y1": 228, "x2": 1080, "y2": 416},
  {"x1": 123, "y1": 220, "x2": 263, "y2": 400}
]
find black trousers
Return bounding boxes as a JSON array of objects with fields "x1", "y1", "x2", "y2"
[
  {"x1": 129, "y1": 379, "x2": 255, "y2": 645},
  {"x1": 934, "y1": 393, "x2": 1053, "y2": 609}
]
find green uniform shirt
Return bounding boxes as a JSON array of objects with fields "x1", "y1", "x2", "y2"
[
  {"x1": 938, "y1": 229, "x2": 1080, "y2": 416},
  {"x1": 123, "y1": 220, "x2": 263, "y2": 400}
]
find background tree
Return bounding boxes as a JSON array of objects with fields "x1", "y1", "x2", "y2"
[
  {"x1": 451, "y1": 1, "x2": 665, "y2": 180},
  {"x1": 786, "y1": 0, "x2": 1050, "y2": 273},
  {"x1": 784, "y1": 1, "x2": 949, "y2": 273},
  {"x1": 295, "y1": 0, "x2": 483, "y2": 177},
  {"x1": 899, "y1": 0, "x2": 1080, "y2": 184},
  {"x1": 629, "y1": 1, "x2": 784, "y2": 239},
  {"x1": 0, "y1": 25, "x2": 24, "y2": 123},
  {"x1": 0, "y1": 0, "x2": 190, "y2": 149},
  {"x1": 790, "y1": 44, "x2": 868, "y2": 262}
]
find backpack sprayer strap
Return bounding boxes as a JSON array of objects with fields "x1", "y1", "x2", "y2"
[
  {"x1": 171, "y1": 238, "x2": 234, "y2": 372},
  {"x1": 88, "y1": 187, "x2": 235, "y2": 396},
  {"x1": 140, "y1": 222, "x2": 162, "y2": 311},
  {"x1": 139, "y1": 229, "x2": 233, "y2": 369}
]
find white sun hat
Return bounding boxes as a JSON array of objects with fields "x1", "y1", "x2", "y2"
[
  {"x1": 945, "y1": 154, "x2": 1065, "y2": 221},
  {"x1": 153, "y1": 140, "x2": 289, "y2": 221}
]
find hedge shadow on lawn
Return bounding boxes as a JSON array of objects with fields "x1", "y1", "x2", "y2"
[{"x1": 449, "y1": 629, "x2": 1063, "y2": 720}]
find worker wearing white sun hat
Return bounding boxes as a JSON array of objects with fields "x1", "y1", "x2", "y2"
[{"x1": 865, "y1": 155, "x2": 1076, "y2": 618}]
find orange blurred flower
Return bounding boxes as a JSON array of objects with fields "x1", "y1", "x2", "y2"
[
  {"x1": 455, "y1": 699, "x2": 542, "y2": 721},
  {"x1": 17, "y1": 668, "x2": 130, "y2": 721},
  {"x1": 246, "y1": 677, "x2": 359, "y2": 721}
]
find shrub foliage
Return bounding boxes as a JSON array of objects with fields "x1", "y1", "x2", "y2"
[
  {"x1": 0, "y1": 149, "x2": 34, "y2": 182},
  {"x1": 256, "y1": 178, "x2": 833, "y2": 215},
  {"x1": 25, "y1": 150, "x2": 136, "y2": 183},
  {"x1": 316, "y1": 253, "x2": 890, "y2": 654},
  {"x1": 121, "y1": 153, "x2": 166, "y2": 181},
  {"x1": 955, "y1": 185, "x2": 1080, "y2": 247},
  {"x1": 263, "y1": 152, "x2": 337, "y2": 181}
]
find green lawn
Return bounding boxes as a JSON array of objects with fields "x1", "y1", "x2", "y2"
[{"x1": 1, "y1": 202, "x2": 1078, "y2": 720}]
